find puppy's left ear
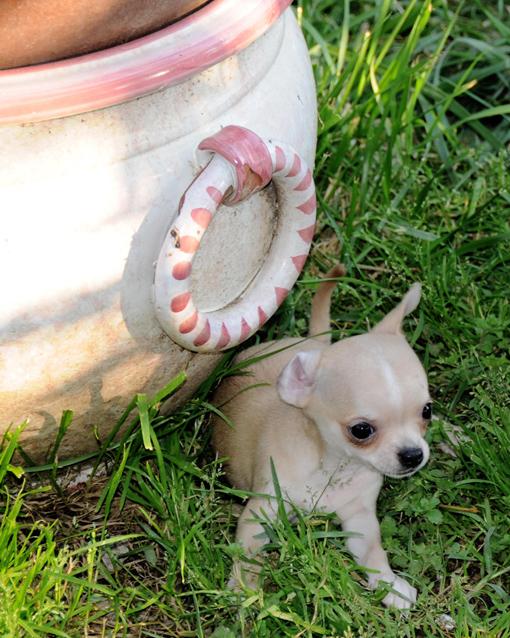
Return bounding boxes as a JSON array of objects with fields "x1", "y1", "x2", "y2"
[
  {"x1": 277, "y1": 350, "x2": 322, "y2": 408},
  {"x1": 372, "y1": 283, "x2": 421, "y2": 335}
]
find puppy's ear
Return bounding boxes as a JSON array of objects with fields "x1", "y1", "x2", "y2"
[
  {"x1": 372, "y1": 283, "x2": 421, "y2": 335},
  {"x1": 277, "y1": 350, "x2": 322, "y2": 408}
]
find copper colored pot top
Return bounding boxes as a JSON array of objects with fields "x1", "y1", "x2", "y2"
[{"x1": 0, "y1": 0, "x2": 210, "y2": 69}]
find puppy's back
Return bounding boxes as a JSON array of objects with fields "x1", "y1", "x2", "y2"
[
  {"x1": 211, "y1": 338, "x2": 320, "y2": 489},
  {"x1": 212, "y1": 266, "x2": 343, "y2": 489}
]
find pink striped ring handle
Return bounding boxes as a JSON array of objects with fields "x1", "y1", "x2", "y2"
[{"x1": 153, "y1": 125, "x2": 316, "y2": 352}]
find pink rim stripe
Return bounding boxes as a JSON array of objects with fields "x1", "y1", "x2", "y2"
[
  {"x1": 297, "y1": 194, "x2": 316, "y2": 215},
  {"x1": 191, "y1": 208, "x2": 213, "y2": 228},
  {"x1": 291, "y1": 255, "x2": 308, "y2": 272},
  {"x1": 170, "y1": 292, "x2": 191, "y2": 312},
  {"x1": 240, "y1": 318, "x2": 252, "y2": 341},
  {"x1": 194, "y1": 320, "x2": 211, "y2": 347},
  {"x1": 0, "y1": 0, "x2": 292, "y2": 124},
  {"x1": 216, "y1": 323, "x2": 231, "y2": 349},
  {"x1": 298, "y1": 224, "x2": 315, "y2": 243},
  {"x1": 286, "y1": 154, "x2": 302, "y2": 177},
  {"x1": 172, "y1": 262, "x2": 192, "y2": 280}
]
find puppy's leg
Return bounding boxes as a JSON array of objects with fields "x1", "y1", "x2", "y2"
[
  {"x1": 229, "y1": 496, "x2": 278, "y2": 590},
  {"x1": 341, "y1": 507, "x2": 417, "y2": 609}
]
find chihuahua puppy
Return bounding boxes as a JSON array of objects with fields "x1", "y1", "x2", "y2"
[{"x1": 212, "y1": 266, "x2": 431, "y2": 608}]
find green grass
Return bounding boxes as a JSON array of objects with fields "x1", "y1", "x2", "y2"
[{"x1": 1, "y1": 0, "x2": 509, "y2": 635}]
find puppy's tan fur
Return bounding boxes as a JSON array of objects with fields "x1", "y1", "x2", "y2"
[{"x1": 212, "y1": 267, "x2": 431, "y2": 608}]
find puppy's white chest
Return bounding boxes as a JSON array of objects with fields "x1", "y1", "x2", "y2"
[{"x1": 288, "y1": 461, "x2": 375, "y2": 514}]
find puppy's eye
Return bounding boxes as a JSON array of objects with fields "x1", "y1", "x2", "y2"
[
  {"x1": 349, "y1": 422, "x2": 375, "y2": 441},
  {"x1": 422, "y1": 402, "x2": 432, "y2": 420}
]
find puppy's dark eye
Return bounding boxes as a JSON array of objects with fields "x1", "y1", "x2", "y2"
[
  {"x1": 349, "y1": 422, "x2": 375, "y2": 440},
  {"x1": 422, "y1": 402, "x2": 432, "y2": 420}
]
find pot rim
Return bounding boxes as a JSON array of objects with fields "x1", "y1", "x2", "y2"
[{"x1": 0, "y1": 0, "x2": 292, "y2": 125}]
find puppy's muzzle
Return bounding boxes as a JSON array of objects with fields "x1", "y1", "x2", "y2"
[{"x1": 398, "y1": 447, "x2": 424, "y2": 470}]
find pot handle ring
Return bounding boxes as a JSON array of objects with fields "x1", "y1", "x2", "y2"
[{"x1": 153, "y1": 125, "x2": 316, "y2": 352}]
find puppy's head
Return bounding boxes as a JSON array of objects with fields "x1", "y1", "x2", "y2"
[{"x1": 277, "y1": 284, "x2": 431, "y2": 478}]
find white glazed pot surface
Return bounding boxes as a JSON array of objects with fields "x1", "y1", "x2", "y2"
[{"x1": 0, "y1": 8, "x2": 317, "y2": 460}]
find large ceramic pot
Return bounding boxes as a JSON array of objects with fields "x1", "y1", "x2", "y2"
[{"x1": 0, "y1": 0, "x2": 317, "y2": 461}]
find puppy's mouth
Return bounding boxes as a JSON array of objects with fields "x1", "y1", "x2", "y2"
[
  {"x1": 396, "y1": 468, "x2": 418, "y2": 478},
  {"x1": 367, "y1": 445, "x2": 429, "y2": 479},
  {"x1": 383, "y1": 466, "x2": 422, "y2": 479}
]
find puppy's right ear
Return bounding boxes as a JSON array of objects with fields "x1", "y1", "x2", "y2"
[
  {"x1": 277, "y1": 350, "x2": 322, "y2": 408},
  {"x1": 372, "y1": 283, "x2": 421, "y2": 335}
]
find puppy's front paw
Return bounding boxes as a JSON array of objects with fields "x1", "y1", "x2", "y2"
[{"x1": 370, "y1": 572, "x2": 417, "y2": 609}]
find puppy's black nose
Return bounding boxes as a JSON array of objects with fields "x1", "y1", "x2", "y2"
[{"x1": 398, "y1": 447, "x2": 424, "y2": 469}]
